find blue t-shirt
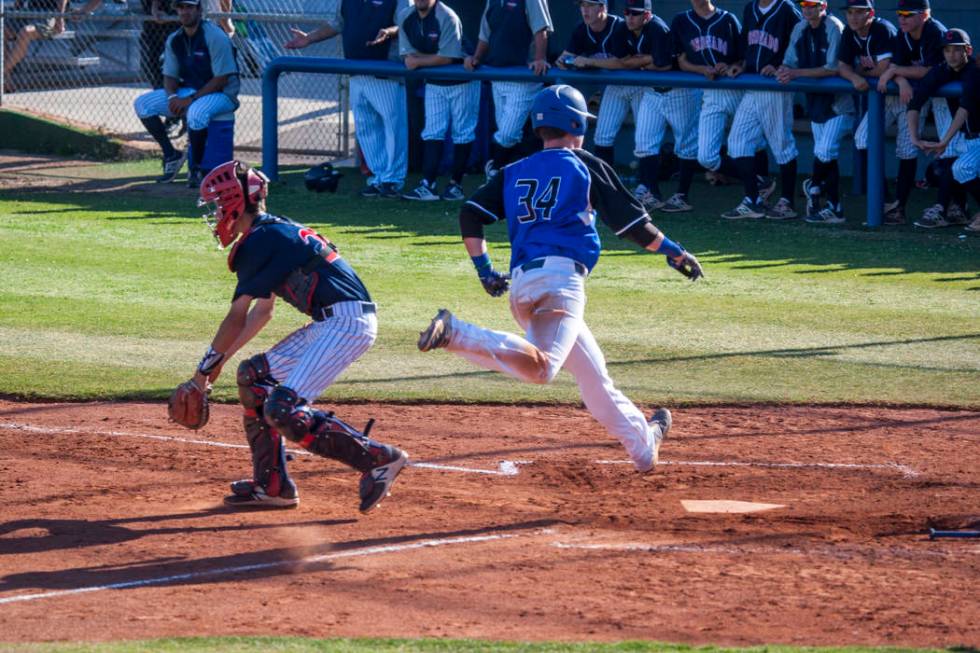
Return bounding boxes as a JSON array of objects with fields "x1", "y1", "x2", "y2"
[
  {"x1": 230, "y1": 213, "x2": 370, "y2": 315},
  {"x1": 464, "y1": 148, "x2": 649, "y2": 273}
]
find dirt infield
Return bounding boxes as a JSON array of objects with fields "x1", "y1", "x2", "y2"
[{"x1": 0, "y1": 400, "x2": 977, "y2": 647}]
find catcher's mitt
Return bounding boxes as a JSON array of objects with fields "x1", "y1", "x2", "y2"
[{"x1": 168, "y1": 379, "x2": 211, "y2": 430}]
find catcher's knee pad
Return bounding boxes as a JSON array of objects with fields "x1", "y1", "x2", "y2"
[
  {"x1": 237, "y1": 354, "x2": 273, "y2": 409},
  {"x1": 263, "y1": 385, "x2": 316, "y2": 443}
]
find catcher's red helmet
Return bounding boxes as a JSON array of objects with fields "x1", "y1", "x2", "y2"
[{"x1": 199, "y1": 160, "x2": 269, "y2": 247}]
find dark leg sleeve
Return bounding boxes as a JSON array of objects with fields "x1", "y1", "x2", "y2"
[
  {"x1": 188, "y1": 127, "x2": 208, "y2": 169},
  {"x1": 451, "y1": 142, "x2": 472, "y2": 184},
  {"x1": 897, "y1": 157, "x2": 918, "y2": 207},
  {"x1": 140, "y1": 116, "x2": 176, "y2": 158},
  {"x1": 677, "y1": 158, "x2": 697, "y2": 197},
  {"x1": 638, "y1": 155, "x2": 662, "y2": 197},
  {"x1": 779, "y1": 159, "x2": 798, "y2": 205},
  {"x1": 734, "y1": 156, "x2": 759, "y2": 203},
  {"x1": 422, "y1": 139, "x2": 442, "y2": 185}
]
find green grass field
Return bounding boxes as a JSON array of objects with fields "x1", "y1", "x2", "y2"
[{"x1": 0, "y1": 159, "x2": 977, "y2": 407}]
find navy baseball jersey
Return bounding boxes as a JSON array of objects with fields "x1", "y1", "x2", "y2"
[
  {"x1": 962, "y1": 66, "x2": 980, "y2": 137},
  {"x1": 671, "y1": 8, "x2": 743, "y2": 67},
  {"x1": 741, "y1": 0, "x2": 802, "y2": 73},
  {"x1": 892, "y1": 17, "x2": 946, "y2": 69},
  {"x1": 626, "y1": 13, "x2": 673, "y2": 68},
  {"x1": 838, "y1": 17, "x2": 897, "y2": 72},
  {"x1": 463, "y1": 149, "x2": 648, "y2": 272},
  {"x1": 480, "y1": 0, "x2": 553, "y2": 67},
  {"x1": 164, "y1": 20, "x2": 240, "y2": 103},
  {"x1": 330, "y1": 0, "x2": 403, "y2": 61},
  {"x1": 784, "y1": 14, "x2": 847, "y2": 122},
  {"x1": 398, "y1": 2, "x2": 466, "y2": 85},
  {"x1": 909, "y1": 56, "x2": 976, "y2": 115},
  {"x1": 230, "y1": 213, "x2": 371, "y2": 316},
  {"x1": 566, "y1": 15, "x2": 630, "y2": 59}
]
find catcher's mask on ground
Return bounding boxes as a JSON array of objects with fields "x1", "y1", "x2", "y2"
[
  {"x1": 199, "y1": 160, "x2": 269, "y2": 247},
  {"x1": 304, "y1": 162, "x2": 343, "y2": 193}
]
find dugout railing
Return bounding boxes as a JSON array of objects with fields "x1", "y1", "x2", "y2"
[{"x1": 261, "y1": 57, "x2": 964, "y2": 228}]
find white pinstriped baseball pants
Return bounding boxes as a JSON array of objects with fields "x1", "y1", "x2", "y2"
[
  {"x1": 491, "y1": 81, "x2": 542, "y2": 148},
  {"x1": 697, "y1": 88, "x2": 742, "y2": 172},
  {"x1": 952, "y1": 137, "x2": 980, "y2": 184},
  {"x1": 593, "y1": 85, "x2": 645, "y2": 148},
  {"x1": 812, "y1": 113, "x2": 854, "y2": 163},
  {"x1": 931, "y1": 98, "x2": 964, "y2": 161},
  {"x1": 350, "y1": 75, "x2": 408, "y2": 187},
  {"x1": 727, "y1": 90, "x2": 797, "y2": 165},
  {"x1": 634, "y1": 88, "x2": 701, "y2": 160},
  {"x1": 420, "y1": 81, "x2": 481, "y2": 144},
  {"x1": 443, "y1": 257, "x2": 658, "y2": 472},
  {"x1": 134, "y1": 88, "x2": 236, "y2": 130},
  {"x1": 854, "y1": 95, "x2": 921, "y2": 160},
  {"x1": 263, "y1": 301, "x2": 377, "y2": 403}
]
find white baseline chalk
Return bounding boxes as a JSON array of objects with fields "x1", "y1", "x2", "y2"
[{"x1": 0, "y1": 532, "x2": 521, "y2": 606}]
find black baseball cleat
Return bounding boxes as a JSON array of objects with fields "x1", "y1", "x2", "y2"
[
  {"x1": 358, "y1": 445, "x2": 409, "y2": 513},
  {"x1": 224, "y1": 478, "x2": 299, "y2": 509}
]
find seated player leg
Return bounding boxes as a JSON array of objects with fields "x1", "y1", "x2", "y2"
[
  {"x1": 263, "y1": 386, "x2": 407, "y2": 513},
  {"x1": 227, "y1": 354, "x2": 298, "y2": 508}
]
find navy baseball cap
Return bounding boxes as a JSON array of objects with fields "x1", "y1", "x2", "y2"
[
  {"x1": 944, "y1": 29, "x2": 971, "y2": 47},
  {"x1": 841, "y1": 0, "x2": 873, "y2": 9},
  {"x1": 577, "y1": 0, "x2": 607, "y2": 5},
  {"x1": 174, "y1": 0, "x2": 201, "y2": 5},
  {"x1": 895, "y1": 0, "x2": 928, "y2": 11},
  {"x1": 624, "y1": 0, "x2": 652, "y2": 11}
]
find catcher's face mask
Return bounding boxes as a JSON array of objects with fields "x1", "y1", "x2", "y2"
[{"x1": 198, "y1": 160, "x2": 269, "y2": 248}]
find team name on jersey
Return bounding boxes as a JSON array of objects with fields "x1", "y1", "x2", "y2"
[
  {"x1": 690, "y1": 35, "x2": 729, "y2": 56},
  {"x1": 748, "y1": 29, "x2": 779, "y2": 52}
]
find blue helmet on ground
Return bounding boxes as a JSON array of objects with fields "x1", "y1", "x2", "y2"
[{"x1": 530, "y1": 85, "x2": 596, "y2": 137}]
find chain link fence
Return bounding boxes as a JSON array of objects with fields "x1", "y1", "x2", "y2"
[{"x1": 1, "y1": 0, "x2": 351, "y2": 160}]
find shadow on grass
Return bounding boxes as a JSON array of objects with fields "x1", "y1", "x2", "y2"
[{"x1": 2, "y1": 163, "x2": 979, "y2": 281}]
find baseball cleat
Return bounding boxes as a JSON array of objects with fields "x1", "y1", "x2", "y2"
[
  {"x1": 402, "y1": 181, "x2": 440, "y2": 201},
  {"x1": 633, "y1": 184, "x2": 664, "y2": 211},
  {"x1": 913, "y1": 204, "x2": 951, "y2": 229},
  {"x1": 721, "y1": 199, "x2": 766, "y2": 220},
  {"x1": 965, "y1": 213, "x2": 980, "y2": 233},
  {"x1": 946, "y1": 203, "x2": 968, "y2": 225},
  {"x1": 757, "y1": 175, "x2": 777, "y2": 203},
  {"x1": 802, "y1": 178, "x2": 820, "y2": 217},
  {"x1": 359, "y1": 446, "x2": 409, "y2": 513},
  {"x1": 224, "y1": 479, "x2": 299, "y2": 509},
  {"x1": 359, "y1": 183, "x2": 383, "y2": 198},
  {"x1": 640, "y1": 408, "x2": 672, "y2": 471},
  {"x1": 805, "y1": 203, "x2": 845, "y2": 225},
  {"x1": 379, "y1": 182, "x2": 402, "y2": 199},
  {"x1": 418, "y1": 308, "x2": 454, "y2": 352},
  {"x1": 766, "y1": 198, "x2": 798, "y2": 220},
  {"x1": 156, "y1": 149, "x2": 187, "y2": 184},
  {"x1": 441, "y1": 182, "x2": 465, "y2": 201},
  {"x1": 660, "y1": 193, "x2": 693, "y2": 213}
]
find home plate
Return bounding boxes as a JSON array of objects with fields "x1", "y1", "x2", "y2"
[{"x1": 681, "y1": 500, "x2": 785, "y2": 514}]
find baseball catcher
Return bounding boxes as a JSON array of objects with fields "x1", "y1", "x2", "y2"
[{"x1": 172, "y1": 159, "x2": 408, "y2": 513}]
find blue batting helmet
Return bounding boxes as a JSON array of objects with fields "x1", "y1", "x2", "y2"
[{"x1": 530, "y1": 85, "x2": 596, "y2": 137}]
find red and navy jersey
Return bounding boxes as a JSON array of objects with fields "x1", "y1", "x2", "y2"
[
  {"x1": 624, "y1": 14, "x2": 674, "y2": 69},
  {"x1": 838, "y1": 17, "x2": 896, "y2": 72},
  {"x1": 670, "y1": 8, "x2": 743, "y2": 67},
  {"x1": 740, "y1": 0, "x2": 801, "y2": 73},
  {"x1": 566, "y1": 15, "x2": 630, "y2": 59},
  {"x1": 463, "y1": 148, "x2": 648, "y2": 273},
  {"x1": 892, "y1": 17, "x2": 946, "y2": 70},
  {"x1": 230, "y1": 213, "x2": 371, "y2": 315}
]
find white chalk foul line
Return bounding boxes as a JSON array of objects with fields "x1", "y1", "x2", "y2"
[
  {"x1": 0, "y1": 421, "x2": 516, "y2": 475},
  {"x1": 596, "y1": 459, "x2": 919, "y2": 478},
  {"x1": 0, "y1": 532, "x2": 520, "y2": 606}
]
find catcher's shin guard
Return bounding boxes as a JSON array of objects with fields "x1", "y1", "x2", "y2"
[{"x1": 236, "y1": 355, "x2": 294, "y2": 499}]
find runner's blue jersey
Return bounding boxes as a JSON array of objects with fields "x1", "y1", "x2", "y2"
[{"x1": 465, "y1": 148, "x2": 649, "y2": 273}]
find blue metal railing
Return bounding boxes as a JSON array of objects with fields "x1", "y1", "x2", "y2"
[{"x1": 261, "y1": 57, "x2": 963, "y2": 228}]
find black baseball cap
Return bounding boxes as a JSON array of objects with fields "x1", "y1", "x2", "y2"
[
  {"x1": 944, "y1": 29, "x2": 971, "y2": 47},
  {"x1": 174, "y1": 0, "x2": 201, "y2": 5},
  {"x1": 841, "y1": 0, "x2": 873, "y2": 8},
  {"x1": 895, "y1": 0, "x2": 928, "y2": 11},
  {"x1": 624, "y1": 0, "x2": 652, "y2": 11}
]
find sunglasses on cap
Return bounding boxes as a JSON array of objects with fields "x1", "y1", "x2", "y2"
[
  {"x1": 800, "y1": 1, "x2": 825, "y2": 7},
  {"x1": 896, "y1": 9, "x2": 922, "y2": 16},
  {"x1": 625, "y1": 9, "x2": 647, "y2": 15}
]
